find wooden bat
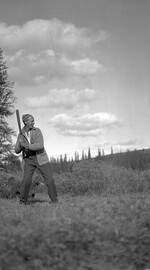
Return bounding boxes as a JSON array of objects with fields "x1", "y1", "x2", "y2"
[{"x1": 16, "y1": 109, "x2": 22, "y2": 134}]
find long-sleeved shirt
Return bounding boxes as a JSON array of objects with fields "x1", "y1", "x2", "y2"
[{"x1": 15, "y1": 126, "x2": 49, "y2": 165}]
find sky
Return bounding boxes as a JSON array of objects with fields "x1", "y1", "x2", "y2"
[{"x1": 0, "y1": 0, "x2": 150, "y2": 159}]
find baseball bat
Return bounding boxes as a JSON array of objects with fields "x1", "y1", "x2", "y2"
[{"x1": 16, "y1": 109, "x2": 22, "y2": 134}]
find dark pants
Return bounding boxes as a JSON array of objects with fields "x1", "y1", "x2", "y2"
[{"x1": 20, "y1": 156, "x2": 58, "y2": 203}]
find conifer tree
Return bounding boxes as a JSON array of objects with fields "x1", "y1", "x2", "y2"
[
  {"x1": 97, "y1": 148, "x2": 101, "y2": 159},
  {"x1": 88, "y1": 147, "x2": 91, "y2": 159},
  {"x1": 0, "y1": 48, "x2": 16, "y2": 164},
  {"x1": 82, "y1": 150, "x2": 85, "y2": 160}
]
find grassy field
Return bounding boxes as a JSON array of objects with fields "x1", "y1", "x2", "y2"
[
  {"x1": 1, "y1": 160, "x2": 150, "y2": 270},
  {"x1": 1, "y1": 192, "x2": 150, "y2": 270}
]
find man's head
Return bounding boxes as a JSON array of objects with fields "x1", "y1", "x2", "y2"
[{"x1": 22, "y1": 114, "x2": 35, "y2": 130}]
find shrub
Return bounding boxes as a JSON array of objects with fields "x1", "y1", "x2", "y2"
[
  {"x1": 55, "y1": 160, "x2": 150, "y2": 196},
  {"x1": 0, "y1": 172, "x2": 44, "y2": 199},
  {"x1": 2, "y1": 160, "x2": 150, "y2": 198}
]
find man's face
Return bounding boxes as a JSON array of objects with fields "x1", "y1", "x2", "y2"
[{"x1": 25, "y1": 116, "x2": 35, "y2": 130}]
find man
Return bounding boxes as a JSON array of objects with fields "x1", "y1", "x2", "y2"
[{"x1": 15, "y1": 114, "x2": 58, "y2": 205}]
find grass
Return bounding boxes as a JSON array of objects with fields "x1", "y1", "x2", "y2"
[
  {"x1": 1, "y1": 192, "x2": 150, "y2": 270},
  {"x1": 1, "y1": 160, "x2": 150, "y2": 269}
]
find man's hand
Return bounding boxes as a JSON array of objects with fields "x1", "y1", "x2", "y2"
[
  {"x1": 18, "y1": 135, "x2": 29, "y2": 150},
  {"x1": 20, "y1": 141, "x2": 29, "y2": 150}
]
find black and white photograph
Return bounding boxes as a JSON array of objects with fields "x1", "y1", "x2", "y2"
[{"x1": 0, "y1": 0, "x2": 150, "y2": 269}]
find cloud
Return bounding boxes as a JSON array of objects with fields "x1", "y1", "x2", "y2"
[
  {"x1": 62, "y1": 57, "x2": 104, "y2": 75},
  {"x1": 99, "y1": 139, "x2": 137, "y2": 148},
  {"x1": 0, "y1": 18, "x2": 108, "y2": 54},
  {"x1": 115, "y1": 139, "x2": 137, "y2": 147},
  {"x1": 6, "y1": 50, "x2": 103, "y2": 87},
  {"x1": 48, "y1": 112, "x2": 120, "y2": 137},
  {"x1": 94, "y1": 138, "x2": 138, "y2": 153},
  {"x1": 5, "y1": 49, "x2": 61, "y2": 86},
  {"x1": 25, "y1": 88, "x2": 96, "y2": 110},
  {"x1": 0, "y1": 18, "x2": 107, "y2": 88}
]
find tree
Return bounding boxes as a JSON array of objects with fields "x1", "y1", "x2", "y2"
[
  {"x1": 82, "y1": 150, "x2": 85, "y2": 160},
  {"x1": 97, "y1": 148, "x2": 101, "y2": 158},
  {"x1": 0, "y1": 48, "x2": 16, "y2": 164},
  {"x1": 88, "y1": 147, "x2": 91, "y2": 159},
  {"x1": 74, "y1": 151, "x2": 79, "y2": 161},
  {"x1": 3, "y1": 153, "x2": 22, "y2": 171},
  {"x1": 111, "y1": 146, "x2": 113, "y2": 155}
]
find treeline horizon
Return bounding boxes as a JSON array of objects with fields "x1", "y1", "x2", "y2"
[{"x1": 49, "y1": 147, "x2": 150, "y2": 174}]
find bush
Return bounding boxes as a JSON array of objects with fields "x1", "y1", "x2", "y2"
[
  {"x1": 2, "y1": 160, "x2": 150, "y2": 198},
  {"x1": 0, "y1": 172, "x2": 44, "y2": 199},
  {"x1": 55, "y1": 160, "x2": 150, "y2": 196}
]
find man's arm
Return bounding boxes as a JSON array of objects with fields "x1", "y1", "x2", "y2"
[{"x1": 28, "y1": 129, "x2": 44, "y2": 151}]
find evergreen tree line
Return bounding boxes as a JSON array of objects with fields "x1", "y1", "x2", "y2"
[
  {"x1": 49, "y1": 147, "x2": 150, "y2": 174},
  {"x1": 100, "y1": 148, "x2": 150, "y2": 171},
  {"x1": 49, "y1": 148, "x2": 93, "y2": 174}
]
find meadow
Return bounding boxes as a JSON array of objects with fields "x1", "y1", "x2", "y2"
[{"x1": 1, "y1": 160, "x2": 150, "y2": 270}]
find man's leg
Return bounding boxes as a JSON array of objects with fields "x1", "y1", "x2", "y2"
[
  {"x1": 20, "y1": 158, "x2": 35, "y2": 204},
  {"x1": 38, "y1": 162, "x2": 58, "y2": 202}
]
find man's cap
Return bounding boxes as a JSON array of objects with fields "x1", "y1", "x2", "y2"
[{"x1": 22, "y1": 114, "x2": 34, "y2": 123}]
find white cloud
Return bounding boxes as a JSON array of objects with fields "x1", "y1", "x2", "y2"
[
  {"x1": 0, "y1": 18, "x2": 108, "y2": 53},
  {"x1": 5, "y1": 51, "x2": 103, "y2": 90},
  {"x1": 48, "y1": 112, "x2": 120, "y2": 137},
  {"x1": 0, "y1": 18, "x2": 107, "y2": 89},
  {"x1": 94, "y1": 139, "x2": 139, "y2": 154},
  {"x1": 63, "y1": 57, "x2": 104, "y2": 75},
  {"x1": 25, "y1": 88, "x2": 96, "y2": 110},
  {"x1": 0, "y1": 20, "x2": 55, "y2": 52}
]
